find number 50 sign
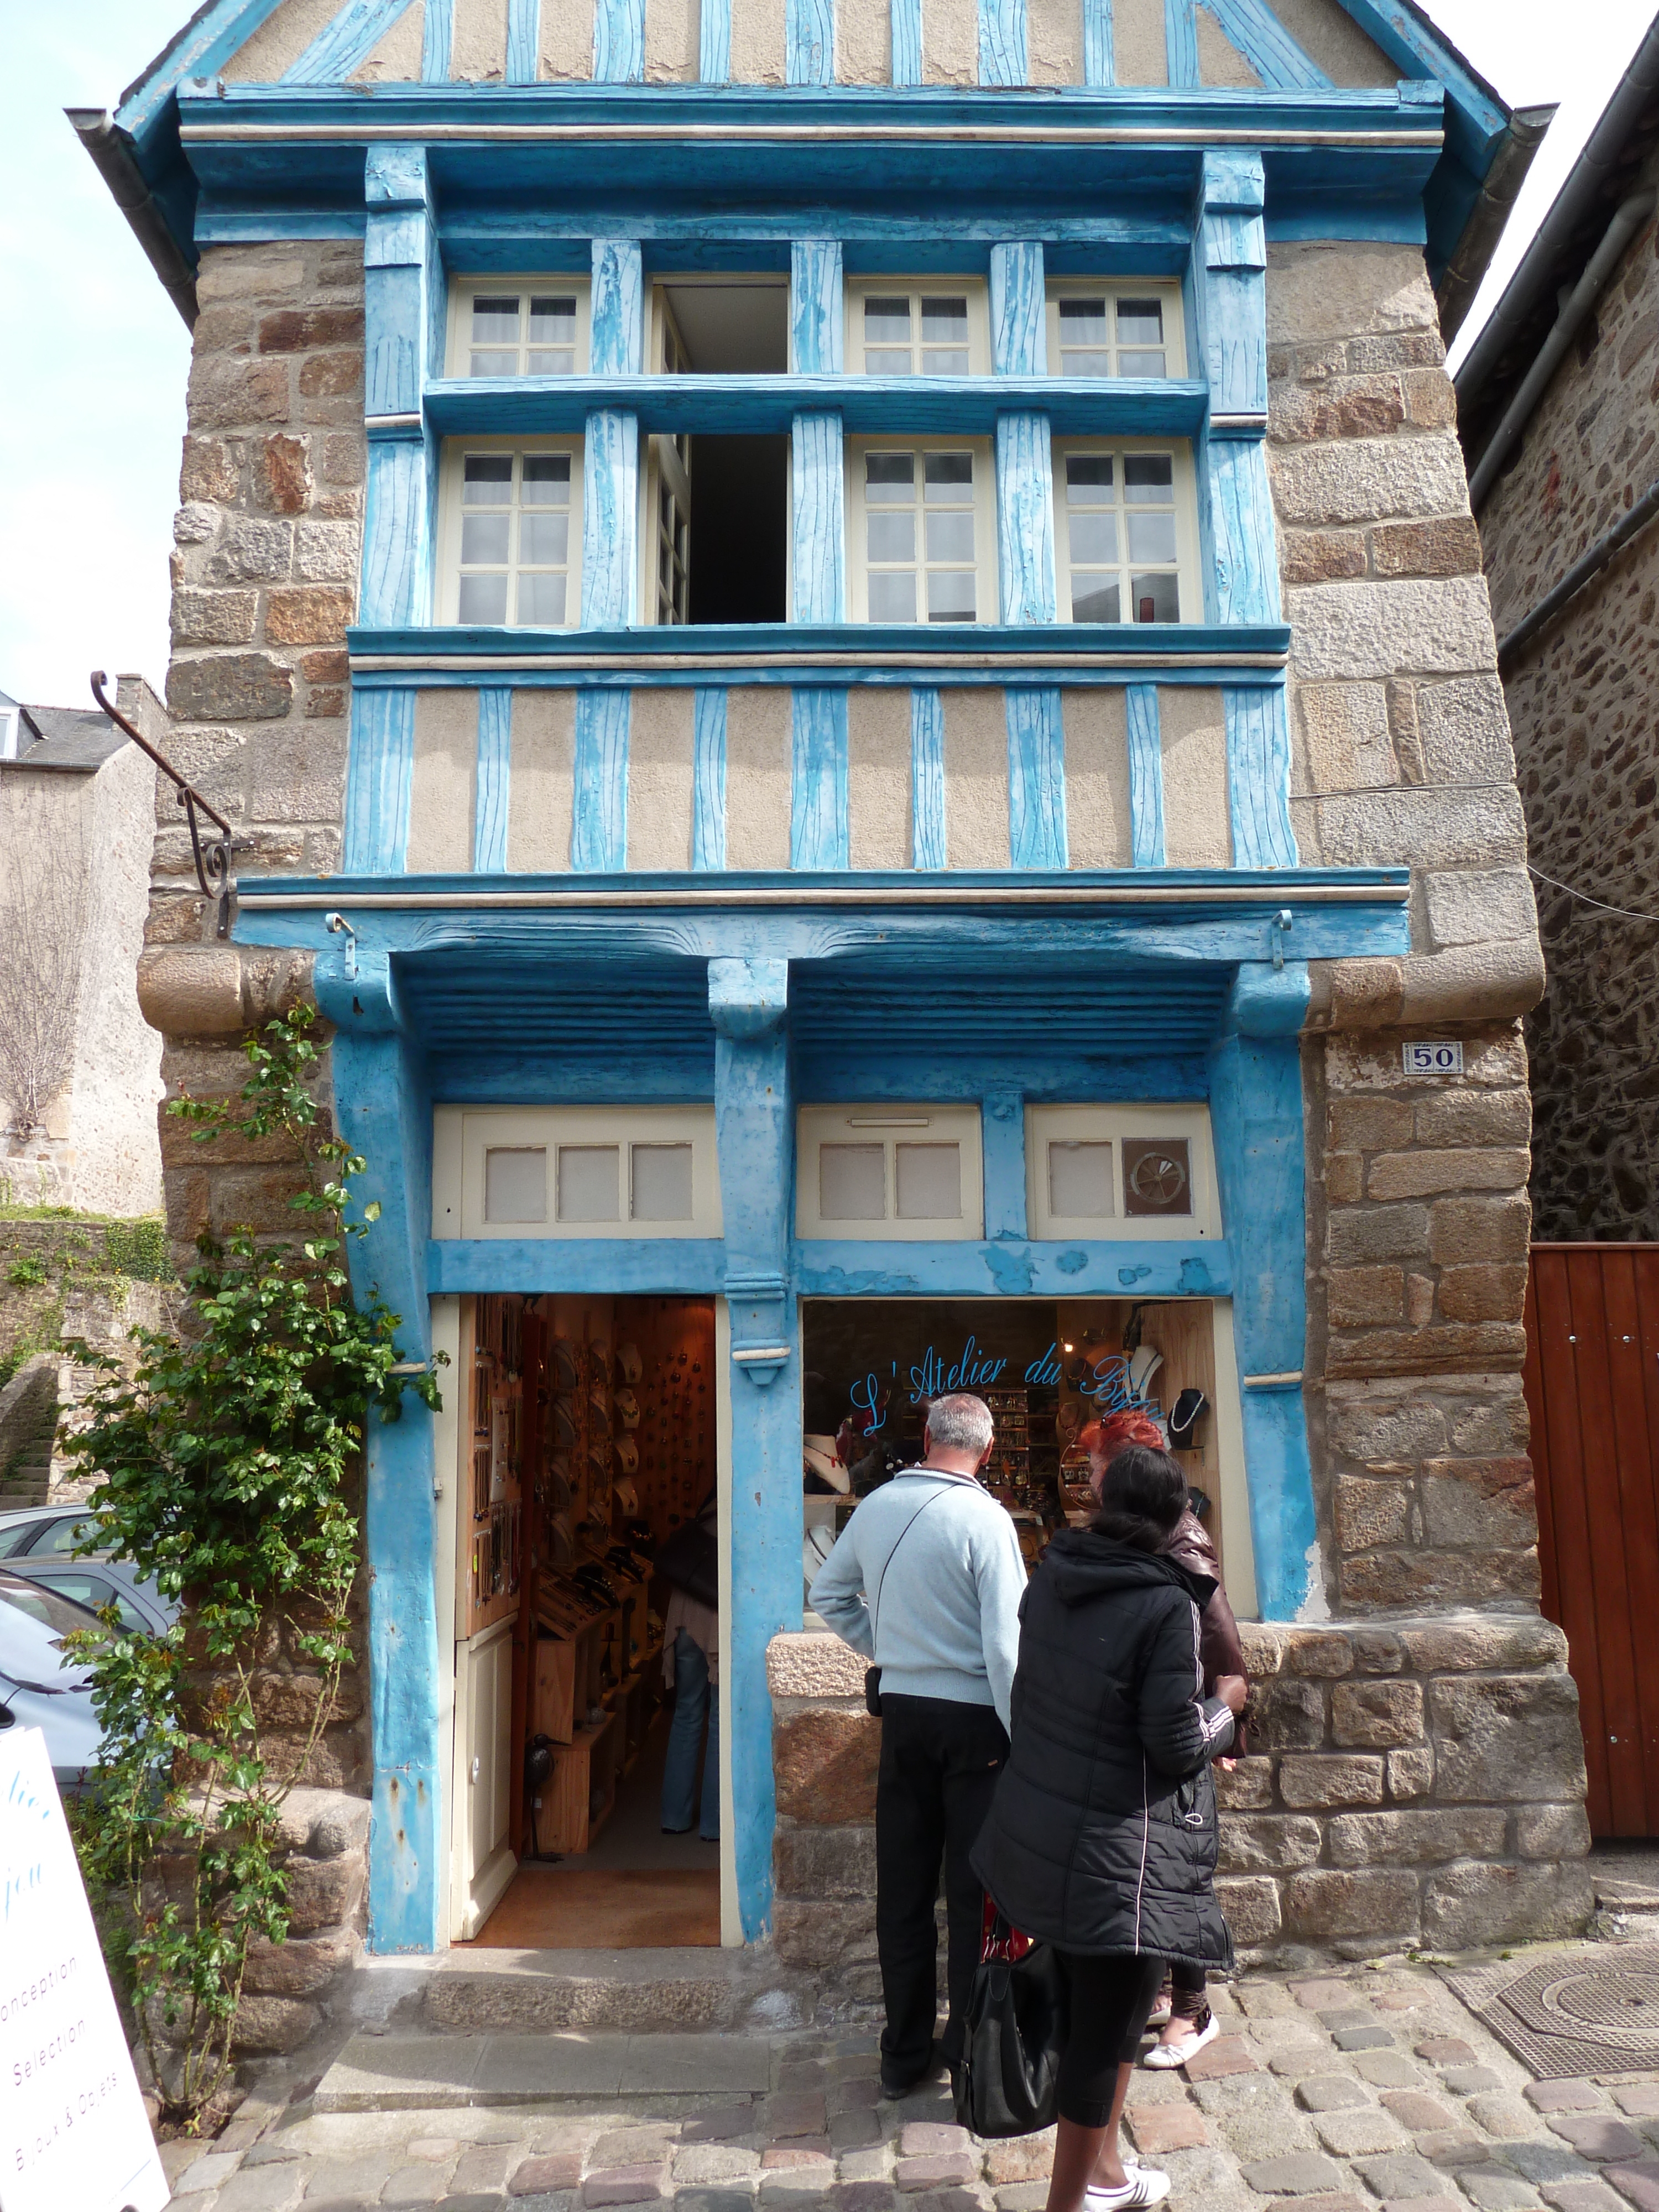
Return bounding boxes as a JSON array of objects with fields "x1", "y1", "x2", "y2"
[{"x1": 1402, "y1": 1041, "x2": 1464, "y2": 1076}]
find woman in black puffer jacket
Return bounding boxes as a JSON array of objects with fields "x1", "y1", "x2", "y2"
[{"x1": 972, "y1": 1444, "x2": 1248, "y2": 2212}]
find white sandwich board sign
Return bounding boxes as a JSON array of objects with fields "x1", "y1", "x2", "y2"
[{"x1": 0, "y1": 1728, "x2": 169, "y2": 2211}]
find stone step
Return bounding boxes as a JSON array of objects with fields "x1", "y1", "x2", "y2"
[
  {"x1": 421, "y1": 1944, "x2": 813, "y2": 2036},
  {"x1": 315, "y1": 2027, "x2": 781, "y2": 2111}
]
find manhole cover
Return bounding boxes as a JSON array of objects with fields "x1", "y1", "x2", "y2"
[{"x1": 1441, "y1": 1946, "x2": 1659, "y2": 2079}]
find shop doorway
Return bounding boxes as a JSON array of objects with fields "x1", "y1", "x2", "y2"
[
  {"x1": 800, "y1": 1296, "x2": 1256, "y2": 1613},
  {"x1": 446, "y1": 1293, "x2": 723, "y2": 1946}
]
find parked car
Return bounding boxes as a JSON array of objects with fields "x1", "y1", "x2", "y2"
[
  {"x1": 0, "y1": 1505, "x2": 178, "y2": 1631},
  {"x1": 0, "y1": 1570, "x2": 104, "y2": 1792},
  {"x1": 0, "y1": 1504, "x2": 105, "y2": 1559}
]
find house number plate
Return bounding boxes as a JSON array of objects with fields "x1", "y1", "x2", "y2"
[{"x1": 1402, "y1": 1040, "x2": 1464, "y2": 1075}]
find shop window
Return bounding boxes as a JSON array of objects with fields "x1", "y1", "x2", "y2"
[
  {"x1": 846, "y1": 280, "x2": 989, "y2": 377},
  {"x1": 1025, "y1": 1104, "x2": 1220, "y2": 1240},
  {"x1": 447, "y1": 278, "x2": 591, "y2": 378},
  {"x1": 436, "y1": 440, "x2": 583, "y2": 627},
  {"x1": 797, "y1": 1106, "x2": 983, "y2": 1240},
  {"x1": 847, "y1": 440, "x2": 996, "y2": 624},
  {"x1": 1051, "y1": 441, "x2": 1197, "y2": 625},
  {"x1": 434, "y1": 1108, "x2": 719, "y2": 1239},
  {"x1": 1045, "y1": 283, "x2": 1186, "y2": 380}
]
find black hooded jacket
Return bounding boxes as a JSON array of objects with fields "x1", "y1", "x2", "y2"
[{"x1": 971, "y1": 1528, "x2": 1237, "y2": 1969}]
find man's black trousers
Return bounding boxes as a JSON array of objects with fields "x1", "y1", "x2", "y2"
[{"x1": 875, "y1": 1692, "x2": 1010, "y2": 2084}]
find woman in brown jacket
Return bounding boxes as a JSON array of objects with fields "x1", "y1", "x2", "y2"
[{"x1": 1079, "y1": 1411, "x2": 1249, "y2": 2068}]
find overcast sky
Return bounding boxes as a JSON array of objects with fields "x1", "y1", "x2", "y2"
[{"x1": 0, "y1": 0, "x2": 1653, "y2": 705}]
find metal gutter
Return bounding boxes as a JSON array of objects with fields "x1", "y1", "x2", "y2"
[
  {"x1": 66, "y1": 108, "x2": 197, "y2": 328},
  {"x1": 1457, "y1": 12, "x2": 1659, "y2": 411},
  {"x1": 1437, "y1": 104, "x2": 1556, "y2": 346},
  {"x1": 1467, "y1": 189, "x2": 1656, "y2": 510},
  {"x1": 1496, "y1": 468, "x2": 1659, "y2": 670}
]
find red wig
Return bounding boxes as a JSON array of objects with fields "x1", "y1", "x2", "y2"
[{"x1": 1078, "y1": 1409, "x2": 1165, "y2": 1461}]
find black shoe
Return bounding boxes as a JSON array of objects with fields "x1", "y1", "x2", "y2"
[{"x1": 880, "y1": 2044, "x2": 948, "y2": 2099}]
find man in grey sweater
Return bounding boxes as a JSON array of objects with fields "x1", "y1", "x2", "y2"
[{"x1": 809, "y1": 1391, "x2": 1027, "y2": 2098}]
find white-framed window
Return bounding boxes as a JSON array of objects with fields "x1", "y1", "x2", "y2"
[
  {"x1": 436, "y1": 439, "x2": 582, "y2": 627},
  {"x1": 845, "y1": 280, "x2": 989, "y2": 377},
  {"x1": 643, "y1": 434, "x2": 691, "y2": 625},
  {"x1": 433, "y1": 1107, "x2": 722, "y2": 1240},
  {"x1": 847, "y1": 437, "x2": 995, "y2": 624},
  {"x1": 796, "y1": 1105, "x2": 984, "y2": 1241},
  {"x1": 446, "y1": 276, "x2": 590, "y2": 378},
  {"x1": 1045, "y1": 283, "x2": 1186, "y2": 380},
  {"x1": 1052, "y1": 439, "x2": 1198, "y2": 625},
  {"x1": 1025, "y1": 1104, "x2": 1220, "y2": 1241}
]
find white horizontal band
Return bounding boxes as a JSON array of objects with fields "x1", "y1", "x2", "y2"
[{"x1": 238, "y1": 883, "x2": 1405, "y2": 910}]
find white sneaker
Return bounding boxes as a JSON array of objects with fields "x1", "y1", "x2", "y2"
[
  {"x1": 1087, "y1": 2168, "x2": 1171, "y2": 2208},
  {"x1": 1144, "y1": 2011, "x2": 1219, "y2": 2069}
]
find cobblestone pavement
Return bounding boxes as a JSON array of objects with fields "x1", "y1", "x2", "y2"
[{"x1": 160, "y1": 1953, "x2": 1659, "y2": 2212}]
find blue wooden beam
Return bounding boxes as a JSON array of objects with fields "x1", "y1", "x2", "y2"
[
  {"x1": 979, "y1": 0, "x2": 1026, "y2": 89},
  {"x1": 1165, "y1": 0, "x2": 1199, "y2": 88},
  {"x1": 283, "y1": 0, "x2": 420, "y2": 86},
  {"x1": 593, "y1": 0, "x2": 646, "y2": 82},
  {"x1": 1083, "y1": 0, "x2": 1113, "y2": 86},
  {"x1": 1206, "y1": 0, "x2": 1329, "y2": 90},
  {"x1": 791, "y1": 415, "x2": 846, "y2": 624},
  {"x1": 892, "y1": 0, "x2": 922, "y2": 85},
  {"x1": 796, "y1": 1237, "x2": 1230, "y2": 1297},
  {"x1": 791, "y1": 690, "x2": 850, "y2": 868},
  {"x1": 701, "y1": 0, "x2": 732, "y2": 81},
  {"x1": 790, "y1": 239, "x2": 844, "y2": 375},
  {"x1": 430, "y1": 1237, "x2": 727, "y2": 1292},
  {"x1": 343, "y1": 687, "x2": 418, "y2": 874},
  {"x1": 982, "y1": 1090, "x2": 1027, "y2": 1240},
  {"x1": 787, "y1": 0, "x2": 834, "y2": 86},
  {"x1": 571, "y1": 690, "x2": 630, "y2": 869},
  {"x1": 1224, "y1": 687, "x2": 1297, "y2": 869},
  {"x1": 506, "y1": 0, "x2": 541, "y2": 85},
  {"x1": 911, "y1": 689, "x2": 946, "y2": 869},
  {"x1": 693, "y1": 689, "x2": 728, "y2": 870},
  {"x1": 474, "y1": 690, "x2": 512, "y2": 872},
  {"x1": 360, "y1": 148, "x2": 436, "y2": 632},
  {"x1": 1006, "y1": 691, "x2": 1067, "y2": 868},
  {"x1": 422, "y1": 0, "x2": 453, "y2": 81},
  {"x1": 1125, "y1": 684, "x2": 1166, "y2": 868},
  {"x1": 117, "y1": 0, "x2": 291, "y2": 141}
]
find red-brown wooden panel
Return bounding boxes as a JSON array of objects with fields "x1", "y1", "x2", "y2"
[{"x1": 1525, "y1": 1245, "x2": 1659, "y2": 1837}]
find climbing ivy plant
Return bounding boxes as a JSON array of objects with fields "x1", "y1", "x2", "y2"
[{"x1": 63, "y1": 1006, "x2": 442, "y2": 2131}]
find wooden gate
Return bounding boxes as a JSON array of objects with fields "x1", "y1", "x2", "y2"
[{"x1": 1524, "y1": 1244, "x2": 1659, "y2": 1837}]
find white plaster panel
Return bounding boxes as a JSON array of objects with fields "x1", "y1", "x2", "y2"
[
  {"x1": 837, "y1": 0, "x2": 893, "y2": 83},
  {"x1": 1267, "y1": 0, "x2": 1394, "y2": 85},
  {"x1": 408, "y1": 688, "x2": 477, "y2": 873},
  {"x1": 1160, "y1": 686, "x2": 1232, "y2": 868},
  {"x1": 353, "y1": 0, "x2": 427, "y2": 78},
  {"x1": 645, "y1": 0, "x2": 699, "y2": 78},
  {"x1": 921, "y1": 0, "x2": 977, "y2": 85},
  {"x1": 1062, "y1": 688, "x2": 1132, "y2": 868},
  {"x1": 452, "y1": 0, "x2": 509, "y2": 77},
  {"x1": 1266, "y1": 241, "x2": 1441, "y2": 349},
  {"x1": 1027, "y1": 0, "x2": 1081, "y2": 84},
  {"x1": 729, "y1": 0, "x2": 787, "y2": 82},
  {"x1": 943, "y1": 688, "x2": 1011, "y2": 867},
  {"x1": 542, "y1": 0, "x2": 596, "y2": 74},
  {"x1": 1112, "y1": 0, "x2": 1167, "y2": 84},
  {"x1": 725, "y1": 687, "x2": 792, "y2": 868},
  {"x1": 508, "y1": 688, "x2": 577, "y2": 870},
  {"x1": 847, "y1": 687, "x2": 912, "y2": 869},
  {"x1": 226, "y1": 0, "x2": 341, "y2": 79},
  {"x1": 627, "y1": 687, "x2": 696, "y2": 868},
  {"x1": 1197, "y1": 3, "x2": 1260, "y2": 85}
]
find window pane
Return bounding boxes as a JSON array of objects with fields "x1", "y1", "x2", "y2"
[
  {"x1": 925, "y1": 453, "x2": 973, "y2": 497},
  {"x1": 820, "y1": 1142, "x2": 886, "y2": 1220},
  {"x1": 867, "y1": 511, "x2": 916, "y2": 562},
  {"x1": 469, "y1": 349, "x2": 520, "y2": 378},
  {"x1": 1059, "y1": 299, "x2": 1109, "y2": 338},
  {"x1": 927, "y1": 570, "x2": 976, "y2": 621},
  {"x1": 1066, "y1": 456, "x2": 1114, "y2": 500},
  {"x1": 557, "y1": 1145, "x2": 619, "y2": 1222},
  {"x1": 529, "y1": 295, "x2": 577, "y2": 340},
  {"x1": 471, "y1": 296, "x2": 520, "y2": 341},
  {"x1": 921, "y1": 348, "x2": 971, "y2": 375},
  {"x1": 458, "y1": 573, "x2": 510, "y2": 623},
  {"x1": 1119, "y1": 349, "x2": 1167, "y2": 379},
  {"x1": 461, "y1": 513, "x2": 511, "y2": 565},
  {"x1": 1072, "y1": 579, "x2": 1121, "y2": 623},
  {"x1": 1068, "y1": 511, "x2": 1119, "y2": 565},
  {"x1": 523, "y1": 455, "x2": 571, "y2": 503},
  {"x1": 869, "y1": 571, "x2": 918, "y2": 622},
  {"x1": 865, "y1": 349, "x2": 914, "y2": 375},
  {"x1": 867, "y1": 452, "x2": 915, "y2": 500},
  {"x1": 1064, "y1": 350, "x2": 1113, "y2": 378},
  {"x1": 631, "y1": 1142, "x2": 693, "y2": 1220},
  {"x1": 486, "y1": 1146, "x2": 547, "y2": 1223},
  {"x1": 921, "y1": 296, "x2": 968, "y2": 339},
  {"x1": 527, "y1": 348, "x2": 576, "y2": 375},
  {"x1": 520, "y1": 512, "x2": 570, "y2": 565},
  {"x1": 1124, "y1": 455, "x2": 1175, "y2": 502},
  {"x1": 896, "y1": 1142, "x2": 961, "y2": 1220},
  {"x1": 517, "y1": 572, "x2": 567, "y2": 625},
  {"x1": 463, "y1": 456, "x2": 513, "y2": 503},
  {"x1": 925, "y1": 509, "x2": 974, "y2": 563},
  {"x1": 1048, "y1": 1140, "x2": 1114, "y2": 1218},
  {"x1": 1126, "y1": 511, "x2": 1177, "y2": 564},
  {"x1": 1130, "y1": 571, "x2": 1180, "y2": 623},
  {"x1": 864, "y1": 297, "x2": 911, "y2": 341},
  {"x1": 1117, "y1": 298, "x2": 1164, "y2": 343}
]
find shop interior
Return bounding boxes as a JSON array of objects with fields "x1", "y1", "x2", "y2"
[{"x1": 458, "y1": 1293, "x2": 721, "y2": 1950}]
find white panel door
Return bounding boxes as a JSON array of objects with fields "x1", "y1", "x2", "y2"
[{"x1": 451, "y1": 1616, "x2": 515, "y2": 1939}]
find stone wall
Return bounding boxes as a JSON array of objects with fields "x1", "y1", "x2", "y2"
[
  {"x1": 1474, "y1": 159, "x2": 1659, "y2": 1238},
  {"x1": 768, "y1": 1620, "x2": 1590, "y2": 1975}
]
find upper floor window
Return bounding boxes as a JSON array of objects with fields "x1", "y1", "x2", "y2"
[
  {"x1": 1046, "y1": 283, "x2": 1185, "y2": 380},
  {"x1": 1052, "y1": 441, "x2": 1197, "y2": 625},
  {"x1": 437, "y1": 440, "x2": 582, "y2": 627},
  {"x1": 447, "y1": 279, "x2": 590, "y2": 378},
  {"x1": 434, "y1": 1107, "x2": 721, "y2": 1239},
  {"x1": 848, "y1": 439, "x2": 994, "y2": 624},
  {"x1": 797, "y1": 1105, "x2": 984, "y2": 1241},
  {"x1": 846, "y1": 280, "x2": 989, "y2": 377}
]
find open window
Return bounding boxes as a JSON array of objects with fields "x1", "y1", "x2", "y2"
[{"x1": 447, "y1": 277, "x2": 591, "y2": 378}]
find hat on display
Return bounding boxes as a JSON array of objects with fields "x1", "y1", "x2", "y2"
[
  {"x1": 1168, "y1": 1388, "x2": 1209, "y2": 1451},
  {"x1": 1081, "y1": 1407, "x2": 1166, "y2": 1459}
]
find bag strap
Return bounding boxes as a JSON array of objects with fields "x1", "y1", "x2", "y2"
[{"x1": 869, "y1": 1481, "x2": 953, "y2": 1643}]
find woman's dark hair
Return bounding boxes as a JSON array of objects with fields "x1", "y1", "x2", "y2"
[{"x1": 1092, "y1": 1443, "x2": 1188, "y2": 1553}]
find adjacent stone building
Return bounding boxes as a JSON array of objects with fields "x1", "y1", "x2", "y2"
[{"x1": 85, "y1": 0, "x2": 1586, "y2": 2018}]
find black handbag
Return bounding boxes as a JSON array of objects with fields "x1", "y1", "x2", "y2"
[{"x1": 954, "y1": 1900, "x2": 1068, "y2": 2138}]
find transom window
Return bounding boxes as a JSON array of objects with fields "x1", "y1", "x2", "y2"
[
  {"x1": 436, "y1": 1107, "x2": 721, "y2": 1240},
  {"x1": 439, "y1": 442, "x2": 581, "y2": 627},
  {"x1": 1046, "y1": 284, "x2": 1185, "y2": 379},
  {"x1": 1053, "y1": 442, "x2": 1194, "y2": 625},
  {"x1": 847, "y1": 281, "x2": 988, "y2": 376},
  {"x1": 447, "y1": 279, "x2": 589, "y2": 378},
  {"x1": 796, "y1": 1105, "x2": 984, "y2": 1241},
  {"x1": 851, "y1": 441, "x2": 993, "y2": 624}
]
